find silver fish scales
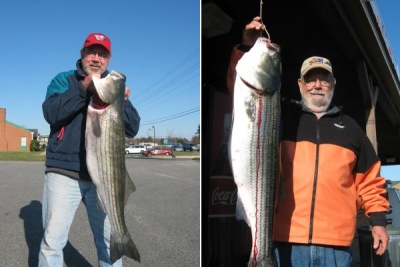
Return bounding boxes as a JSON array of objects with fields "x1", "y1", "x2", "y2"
[
  {"x1": 86, "y1": 70, "x2": 140, "y2": 264},
  {"x1": 229, "y1": 37, "x2": 281, "y2": 267}
]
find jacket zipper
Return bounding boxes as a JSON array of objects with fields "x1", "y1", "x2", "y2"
[{"x1": 308, "y1": 118, "x2": 320, "y2": 243}]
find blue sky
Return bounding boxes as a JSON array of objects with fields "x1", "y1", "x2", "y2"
[
  {"x1": 373, "y1": 1, "x2": 400, "y2": 182},
  {"x1": 374, "y1": 0, "x2": 400, "y2": 77},
  {"x1": 0, "y1": 0, "x2": 199, "y2": 140}
]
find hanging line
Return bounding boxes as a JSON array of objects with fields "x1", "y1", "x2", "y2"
[{"x1": 259, "y1": 0, "x2": 271, "y2": 40}]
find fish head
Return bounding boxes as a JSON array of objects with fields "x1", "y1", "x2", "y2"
[
  {"x1": 236, "y1": 37, "x2": 281, "y2": 95},
  {"x1": 259, "y1": 38, "x2": 281, "y2": 94},
  {"x1": 92, "y1": 70, "x2": 126, "y2": 106}
]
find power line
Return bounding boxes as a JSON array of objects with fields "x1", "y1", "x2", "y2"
[
  {"x1": 140, "y1": 107, "x2": 199, "y2": 126},
  {"x1": 143, "y1": 107, "x2": 199, "y2": 123},
  {"x1": 132, "y1": 49, "x2": 200, "y2": 138},
  {"x1": 134, "y1": 48, "x2": 200, "y2": 103},
  {"x1": 135, "y1": 72, "x2": 199, "y2": 111},
  {"x1": 135, "y1": 62, "x2": 199, "y2": 104}
]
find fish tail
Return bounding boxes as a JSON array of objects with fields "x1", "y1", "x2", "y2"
[
  {"x1": 247, "y1": 256, "x2": 278, "y2": 267},
  {"x1": 110, "y1": 233, "x2": 141, "y2": 264}
]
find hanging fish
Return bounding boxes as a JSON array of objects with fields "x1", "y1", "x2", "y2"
[{"x1": 229, "y1": 37, "x2": 281, "y2": 267}]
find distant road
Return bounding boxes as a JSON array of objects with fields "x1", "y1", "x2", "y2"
[{"x1": 0, "y1": 158, "x2": 200, "y2": 266}]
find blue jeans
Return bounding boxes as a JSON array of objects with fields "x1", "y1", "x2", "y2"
[
  {"x1": 38, "y1": 172, "x2": 122, "y2": 267},
  {"x1": 274, "y1": 242, "x2": 352, "y2": 267}
]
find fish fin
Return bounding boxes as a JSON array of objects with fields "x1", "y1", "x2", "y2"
[
  {"x1": 110, "y1": 232, "x2": 141, "y2": 264},
  {"x1": 235, "y1": 196, "x2": 250, "y2": 225},
  {"x1": 91, "y1": 113, "x2": 102, "y2": 137},
  {"x1": 96, "y1": 192, "x2": 107, "y2": 212},
  {"x1": 124, "y1": 171, "x2": 136, "y2": 207}
]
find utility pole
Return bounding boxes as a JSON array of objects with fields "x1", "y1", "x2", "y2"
[{"x1": 152, "y1": 126, "x2": 155, "y2": 146}]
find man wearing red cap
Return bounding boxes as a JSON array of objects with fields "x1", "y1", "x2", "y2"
[
  {"x1": 226, "y1": 17, "x2": 389, "y2": 266},
  {"x1": 39, "y1": 33, "x2": 140, "y2": 266}
]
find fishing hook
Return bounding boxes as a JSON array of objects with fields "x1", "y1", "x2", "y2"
[{"x1": 259, "y1": 0, "x2": 271, "y2": 40}]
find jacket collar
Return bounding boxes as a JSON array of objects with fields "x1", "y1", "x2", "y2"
[{"x1": 299, "y1": 100, "x2": 340, "y2": 116}]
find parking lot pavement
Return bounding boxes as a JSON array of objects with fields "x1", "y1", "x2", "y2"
[
  {"x1": 125, "y1": 154, "x2": 200, "y2": 159},
  {"x1": 0, "y1": 159, "x2": 200, "y2": 266}
]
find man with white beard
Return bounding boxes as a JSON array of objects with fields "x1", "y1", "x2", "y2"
[{"x1": 227, "y1": 16, "x2": 390, "y2": 267}]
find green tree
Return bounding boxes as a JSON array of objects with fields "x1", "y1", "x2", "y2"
[
  {"x1": 30, "y1": 139, "x2": 40, "y2": 152},
  {"x1": 41, "y1": 144, "x2": 47, "y2": 152},
  {"x1": 191, "y1": 125, "x2": 200, "y2": 144}
]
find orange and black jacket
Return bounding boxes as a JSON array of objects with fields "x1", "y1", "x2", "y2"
[{"x1": 227, "y1": 44, "x2": 389, "y2": 247}]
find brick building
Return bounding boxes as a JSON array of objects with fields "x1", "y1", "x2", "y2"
[{"x1": 0, "y1": 108, "x2": 34, "y2": 152}]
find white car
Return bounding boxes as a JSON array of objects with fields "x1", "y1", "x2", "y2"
[
  {"x1": 173, "y1": 145, "x2": 184, "y2": 152},
  {"x1": 125, "y1": 145, "x2": 147, "y2": 154}
]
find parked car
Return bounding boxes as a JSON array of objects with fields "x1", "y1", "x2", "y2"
[
  {"x1": 171, "y1": 145, "x2": 183, "y2": 152},
  {"x1": 143, "y1": 143, "x2": 152, "y2": 149},
  {"x1": 182, "y1": 143, "x2": 197, "y2": 151},
  {"x1": 143, "y1": 146, "x2": 173, "y2": 157},
  {"x1": 125, "y1": 145, "x2": 147, "y2": 154}
]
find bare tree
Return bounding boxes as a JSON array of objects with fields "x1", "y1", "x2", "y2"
[{"x1": 166, "y1": 129, "x2": 175, "y2": 140}]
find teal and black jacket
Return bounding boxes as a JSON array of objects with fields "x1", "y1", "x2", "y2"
[{"x1": 42, "y1": 59, "x2": 140, "y2": 180}]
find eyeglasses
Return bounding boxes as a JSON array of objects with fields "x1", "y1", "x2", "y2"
[
  {"x1": 84, "y1": 49, "x2": 110, "y2": 60},
  {"x1": 302, "y1": 78, "x2": 331, "y2": 88}
]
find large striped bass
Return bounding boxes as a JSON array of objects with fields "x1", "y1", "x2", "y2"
[
  {"x1": 85, "y1": 70, "x2": 141, "y2": 264},
  {"x1": 229, "y1": 37, "x2": 281, "y2": 267}
]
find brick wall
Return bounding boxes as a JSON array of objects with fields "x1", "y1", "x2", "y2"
[
  {"x1": 0, "y1": 108, "x2": 33, "y2": 152},
  {"x1": 0, "y1": 108, "x2": 7, "y2": 151}
]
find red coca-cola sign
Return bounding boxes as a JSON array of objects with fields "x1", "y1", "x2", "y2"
[{"x1": 209, "y1": 176, "x2": 238, "y2": 217}]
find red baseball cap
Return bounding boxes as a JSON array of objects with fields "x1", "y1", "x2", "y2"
[{"x1": 83, "y1": 33, "x2": 111, "y2": 53}]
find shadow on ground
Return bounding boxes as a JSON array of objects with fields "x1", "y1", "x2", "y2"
[{"x1": 19, "y1": 200, "x2": 93, "y2": 267}]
